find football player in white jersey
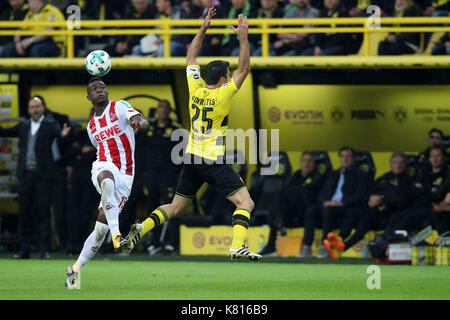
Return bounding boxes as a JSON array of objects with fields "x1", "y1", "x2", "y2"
[{"x1": 66, "y1": 77, "x2": 148, "y2": 289}]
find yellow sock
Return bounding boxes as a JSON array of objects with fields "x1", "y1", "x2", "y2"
[
  {"x1": 142, "y1": 208, "x2": 169, "y2": 237},
  {"x1": 231, "y1": 208, "x2": 251, "y2": 249},
  {"x1": 72, "y1": 263, "x2": 80, "y2": 273}
]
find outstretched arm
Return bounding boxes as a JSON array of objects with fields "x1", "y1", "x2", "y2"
[
  {"x1": 130, "y1": 114, "x2": 149, "y2": 132},
  {"x1": 186, "y1": 6, "x2": 216, "y2": 66},
  {"x1": 231, "y1": 14, "x2": 250, "y2": 89}
]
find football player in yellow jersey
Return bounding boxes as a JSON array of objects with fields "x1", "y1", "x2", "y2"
[{"x1": 125, "y1": 7, "x2": 262, "y2": 261}]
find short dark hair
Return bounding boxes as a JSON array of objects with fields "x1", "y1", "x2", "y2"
[
  {"x1": 205, "y1": 60, "x2": 229, "y2": 85},
  {"x1": 429, "y1": 128, "x2": 443, "y2": 139},
  {"x1": 301, "y1": 151, "x2": 314, "y2": 159},
  {"x1": 88, "y1": 77, "x2": 104, "y2": 86},
  {"x1": 158, "y1": 99, "x2": 172, "y2": 110},
  {"x1": 338, "y1": 146, "x2": 355, "y2": 157},
  {"x1": 429, "y1": 144, "x2": 446, "y2": 156},
  {"x1": 390, "y1": 151, "x2": 406, "y2": 162}
]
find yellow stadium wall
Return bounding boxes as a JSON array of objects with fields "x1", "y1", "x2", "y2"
[
  {"x1": 258, "y1": 84, "x2": 450, "y2": 153},
  {"x1": 180, "y1": 225, "x2": 440, "y2": 258}
]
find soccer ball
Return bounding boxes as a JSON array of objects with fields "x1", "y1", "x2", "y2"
[{"x1": 85, "y1": 50, "x2": 111, "y2": 76}]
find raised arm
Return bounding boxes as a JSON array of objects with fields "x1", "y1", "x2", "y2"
[
  {"x1": 186, "y1": 6, "x2": 216, "y2": 66},
  {"x1": 231, "y1": 14, "x2": 250, "y2": 89}
]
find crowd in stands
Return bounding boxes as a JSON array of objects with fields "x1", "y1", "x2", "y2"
[{"x1": 0, "y1": 0, "x2": 449, "y2": 57}]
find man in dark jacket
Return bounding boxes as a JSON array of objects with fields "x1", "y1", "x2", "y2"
[
  {"x1": 385, "y1": 145, "x2": 449, "y2": 237},
  {"x1": 324, "y1": 152, "x2": 412, "y2": 259},
  {"x1": 416, "y1": 128, "x2": 448, "y2": 173},
  {"x1": 378, "y1": 0, "x2": 423, "y2": 55},
  {"x1": 259, "y1": 151, "x2": 326, "y2": 256},
  {"x1": 0, "y1": 96, "x2": 70, "y2": 259},
  {"x1": 299, "y1": 146, "x2": 370, "y2": 258},
  {"x1": 431, "y1": 185, "x2": 450, "y2": 236}
]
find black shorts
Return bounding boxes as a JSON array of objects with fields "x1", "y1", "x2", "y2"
[{"x1": 175, "y1": 154, "x2": 246, "y2": 198}]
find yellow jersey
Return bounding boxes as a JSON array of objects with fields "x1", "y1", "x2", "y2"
[
  {"x1": 185, "y1": 65, "x2": 239, "y2": 161},
  {"x1": 24, "y1": 4, "x2": 66, "y2": 45}
]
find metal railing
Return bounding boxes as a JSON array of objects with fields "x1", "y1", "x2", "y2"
[{"x1": 0, "y1": 17, "x2": 449, "y2": 58}]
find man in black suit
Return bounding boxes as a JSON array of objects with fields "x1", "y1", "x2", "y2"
[
  {"x1": 0, "y1": 96, "x2": 70, "y2": 259},
  {"x1": 299, "y1": 146, "x2": 370, "y2": 258}
]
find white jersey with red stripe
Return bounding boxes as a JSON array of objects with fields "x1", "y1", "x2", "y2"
[{"x1": 87, "y1": 100, "x2": 141, "y2": 176}]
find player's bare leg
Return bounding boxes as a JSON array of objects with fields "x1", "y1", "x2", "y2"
[
  {"x1": 124, "y1": 194, "x2": 192, "y2": 254},
  {"x1": 227, "y1": 187, "x2": 262, "y2": 262},
  {"x1": 97, "y1": 170, "x2": 127, "y2": 251}
]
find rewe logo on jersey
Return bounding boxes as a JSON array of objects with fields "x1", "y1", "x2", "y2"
[{"x1": 94, "y1": 124, "x2": 122, "y2": 142}]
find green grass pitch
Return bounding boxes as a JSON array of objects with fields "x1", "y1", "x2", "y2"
[{"x1": 0, "y1": 255, "x2": 449, "y2": 300}]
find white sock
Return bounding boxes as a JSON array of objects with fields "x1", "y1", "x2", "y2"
[
  {"x1": 100, "y1": 178, "x2": 120, "y2": 236},
  {"x1": 75, "y1": 221, "x2": 109, "y2": 270}
]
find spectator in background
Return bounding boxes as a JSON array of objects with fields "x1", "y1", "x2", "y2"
[
  {"x1": 301, "y1": 0, "x2": 353, "y2": 56},
  {"x1": 423, "y1": 0, "x2": 450, "y2": 17},
  {"x1": 284, "y1": 0, "x2": 302, "y2": 13},
  {"x1": 299, "y1": 146, "x2": 369, "y2": 258},
  {"x1": 143, "y1": 100, "x2": 182, "y2": 255},
  {"x1": 151, "y1": 0, "x2": 194, "y2": 57},
  {"x1": 259, "y1": 151, "x2": 326, "y2": 256},
  {"x1": 417, "y1": 128, "x2": 447, "y2": 173},
  {"x1": 324, "y1": 152, "x2": 412, "y2": 259},
  {"x1": 1, "y1": 0, "x2": 65, "y2": 58},
  {"x1": 250, "y1": 0, "x2": 284, "y2": 56},
  {"x1": 0, "y1": 0, "x2": 29, "y2": 57},
  {"x1": 431, "y1": 32, "x2": 450, "y2": 55},
  {"x1": 385, "y1": 145, "x2": 449, "y2": 237},
  {"x1": 274, "y1": 0, "x2": 319, "y2": 56},
  {"x1": 431, "y1": 188, "x2": 450, "y2": 236},
  {"x1": 0, "y1": 97, "x2": 71, "y2": 259},
  {"x1": 221, "y1": 0, "x2": 258, "y2": 56},
  {"x1": 103, "y1": 0, "x2": 156, "y2": 57},
  {"x1": 193, "y1": 0, "x2": 225, "y2": 56},
  {"x1": 65, "y1": 111, "x2": 99, "y2": 254},
  {"x1": 377, "y1": 0, "x2": 423, "y2": 55}
]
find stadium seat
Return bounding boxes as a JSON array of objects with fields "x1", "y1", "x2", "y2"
[
  {"x1": 251, "y1": 151, "x2": 292, "y2": 225},
  {"x1": 354, "y1": 151, "x2": 376, "y2": 180},
  {"x1": 405, "y1": 154, "x2": 419, "y2": 177},
  {"x1": 309, "y1": 151, "x2": 333, "y2": 176}
]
